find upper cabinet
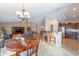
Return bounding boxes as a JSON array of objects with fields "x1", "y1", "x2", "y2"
[{"x1": 59, "y1": 23, "x2": 79, "y2": 29}]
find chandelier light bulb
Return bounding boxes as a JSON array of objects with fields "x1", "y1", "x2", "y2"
[{"x1": 16, "y1": 3, "x2": 30, "y2": 23}]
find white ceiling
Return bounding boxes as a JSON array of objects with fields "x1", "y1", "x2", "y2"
[
  {"x1": 0, "y1": 0, "x2": 77, "y2": 3},
  {"x1": 0, "y1": 3, "x2": 79, "y2": 23}
]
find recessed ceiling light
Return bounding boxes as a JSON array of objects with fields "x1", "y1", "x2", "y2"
[
  {"x1": 63, "y1": 14, "x2": 65, "y2": 19},
  {"x1": 73, "y1": 8, "x2": 76, "y2": 11}
]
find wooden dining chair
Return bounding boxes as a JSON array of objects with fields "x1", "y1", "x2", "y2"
[
  {"x1": 19, "y1": 35, "x2": 40, "y2": 56},
  {"x1": 27, "y1": 39, "x2": 39, "y2": 56}
]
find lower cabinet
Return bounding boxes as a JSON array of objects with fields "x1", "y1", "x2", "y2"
[{"x1": 63, "y1": 38, "x2": 78, "y2": 51}]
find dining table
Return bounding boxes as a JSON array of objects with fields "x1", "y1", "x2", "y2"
[
  {"x1": 1, "y1": 34, "x2": 40, "y2": 56},
  {"x1": 5, "y1": 39, "x2": 28, "y2": 56}
]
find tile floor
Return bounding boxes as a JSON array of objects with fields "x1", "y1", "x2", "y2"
[{"x1": 38, "y1": 40, "x2": 79, "y2": 56}]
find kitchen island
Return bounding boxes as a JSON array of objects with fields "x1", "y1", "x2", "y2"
[{"x1": 63, "y1": 29, "x2": 79, "y2": 52}]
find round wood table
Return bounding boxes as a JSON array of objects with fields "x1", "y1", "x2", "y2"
[{"x1": 6, "y1": 40, "x2": 27, "y2": 56}]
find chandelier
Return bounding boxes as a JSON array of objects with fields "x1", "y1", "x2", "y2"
[{"x1": 16, "y1": 4, "x2": 30, "y2": 23}]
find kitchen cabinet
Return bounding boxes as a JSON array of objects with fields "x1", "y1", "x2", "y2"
[{"x1": 63, "y1": 29, "x2": 79, "y2": 52}]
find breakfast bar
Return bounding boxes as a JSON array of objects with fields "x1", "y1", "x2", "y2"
[{"x1": 63, "y1": 29, "x2": 79, "y2": 52}]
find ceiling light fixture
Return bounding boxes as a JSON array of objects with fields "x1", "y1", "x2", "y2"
[
  {"x1": 63, "y1": 14, "x2": 65, "y2": 19},
  {"x1": 16, "y1": 3, "x2": 30, "y2": 23},
  {"x1": 73, "y1": 8, "x2": 76, "y2": 11}
]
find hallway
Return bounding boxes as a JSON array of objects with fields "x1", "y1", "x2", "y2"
[{"x1": 38, "y1": 40, "x2": 78, "y2": 56}]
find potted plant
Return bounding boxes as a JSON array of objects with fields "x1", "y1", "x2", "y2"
[
  {"x1": 25, "y1": 26, "x2": 34, "y2": 40},
  {"x1": 0, "y1": 27, "x2": 6, "y2": 36},
  {"x1": 0, "y1": 27, "x2": 6, "y2": 48}
]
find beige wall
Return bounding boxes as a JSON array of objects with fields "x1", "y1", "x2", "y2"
[{"x1": 0, "y1": 22, "x2": 37, "y2": 34}]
